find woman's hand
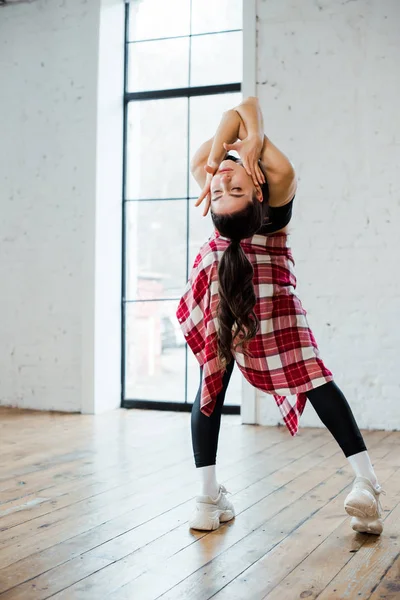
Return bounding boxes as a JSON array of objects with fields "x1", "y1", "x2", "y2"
[
  {"x1": 223, "y1": 135, "x2": 265, "y2": 188},
  {"x1": 194, "y1": 162, "x2": 218, "y2": 217}
]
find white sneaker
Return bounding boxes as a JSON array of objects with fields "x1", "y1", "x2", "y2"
[
  {"x1": 344, "y1": 476, "x2": 385, "y2": 535},
  {"x1": 189, "y1": 484, "x2": 235, "y2": 531}
]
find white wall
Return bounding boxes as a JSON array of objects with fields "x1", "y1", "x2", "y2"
[
  {"x1": 255, "y1": 0, "x2": 400, "y2": 430},
  {"x1": 0, "y1": 0, "x2": 124, "y2": 413},
  {"x1": 89, "y1": 0, "x2": 125, "y2": 414}
]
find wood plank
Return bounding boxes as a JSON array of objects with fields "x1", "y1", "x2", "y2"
[
  {"x1": 369, "y1": 551, "x2": 400, "y2": 599},
  {"x1": 1, "y1": 431, "x2": 388, "y2": 598},
  {"x1": 0, "y1": 423, "x2": 291, "y2": 541},
  {"x1": 0, "y1": 422, "x2": 285, "y2": 528},
  {"x1": 0, "y1": 407, "x2": 191, "y2": 476},
  {"x1": 0, "y1": 405, "x2": 397, "y2": 600},
  {"x1": 70, "y1": 434, "x2": 386, "y2": 595},
  {"x1": 0, "y1": 556, "x2": 111, "y2": 600},
  {"x1": 0, "y1": 411, "x2": 223, "y2": 504},
  {"x1": 104, "y1": 470, "x2": 358, "y2": 600},
  {"x1": 12, "y1": 454, "x2": 343, "y2": 599},
  {"x1": 78, "y1": 435, "x2": 389, "y2": 600},
  {"x1": 0, "y1": 428, "x2": 331, "y2": 595},
  {"x1": 210, "y1": 466, "x2": 398, "y2": 599},
  {"x1": 252, "y1": 467, "x2": 400, "y2": 599},
  {"x1": 316, "y1": 494, "x2": 400, "y2": 598}
]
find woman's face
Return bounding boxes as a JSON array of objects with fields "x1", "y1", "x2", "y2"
[{"x1": 210, "y1": 159, "x2": 263, "y2": 215}]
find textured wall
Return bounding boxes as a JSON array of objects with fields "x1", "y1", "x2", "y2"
[
  {"x1": 255, "y1": 0, "x2": 400, "y2": 430},
  {"x1": 0, "y1": 0, "x2": 105, "y2": 411}
]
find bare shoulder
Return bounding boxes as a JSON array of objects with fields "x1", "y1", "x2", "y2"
[{"x1": 260, "y1": 136, "x2": 297, "y2": 207}]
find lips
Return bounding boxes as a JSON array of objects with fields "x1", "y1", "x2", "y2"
[{"x1": 218, "y1": 168, "x2": 233, "y2": 173}]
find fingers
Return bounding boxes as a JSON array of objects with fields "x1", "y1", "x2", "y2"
[
  {"x1": 243, "y1": 158, "x2": 252, "y2": 180},
  {"x1": 246, "y1": 159, "x2": 265, "y2": 187},
  {"x1": 244, "y1": 159, "x2": 259, "y2": 189},
  {"x1": 195, "y1": 186, "x2": 208, "y2": 207},
  {"x1": 195, "y1": 175, "x2": 212, "y2": 207},
  {"x1": 256, "y1": 164, "x2": 265, "y2": 186},
  {"x1": 249, "y1": 164, "x2": 258, "y2": 188},
  {"x1": 223, "y1": 142, "x2": 237, "y2": 152},
  {"x1": 202, "y1": 195, "x2": 211, "y2": 217},
  {"x1": 204, "y1": 164, "x2": 215, "y2": 175},
  {"x1": 257, "y1": 160, "x2": 266, "y2": 184}
]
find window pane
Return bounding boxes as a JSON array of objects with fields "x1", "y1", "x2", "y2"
[
  {"x1": 188, "y1": 202, "x2": 213, "y2": 270},
  {"x1": 191, "y1": 0, "x2": 242, "y2": 35},
  {"x1": 126, "y1": 98, "x2": 188, "y2": 199},
  {"x1": 189, "y1": 92, "x2": 242, "y2": 197},
  {"x1": 125, "y1": 301, "x2": 185, "y2": 402},
  {"x1": 125, "y1": 200, "x2": 187, "y2": 301},
  {"x1": 187, "y1": 207, "x2": 242, "y2": 407},
  {"x1": 190, "y1": 31, "x2": 242, "y2": 87},
  {"x1": 129, "y1": 0, "x2": 190, "y2": 41},
  {"x1": 128, "y1": 38, "x2": 189, "y2": 92}
]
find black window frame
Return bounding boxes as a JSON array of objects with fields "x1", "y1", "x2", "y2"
[{"x1": 121, "y1": 2, "x2": 242, "y2": 414}]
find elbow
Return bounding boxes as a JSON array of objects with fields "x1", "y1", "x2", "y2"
[
  {"x1": 234, "y1": 97, "x2": 259, "y2": 111},
  {"x1": 190, "y1": 159, "x2": 199, "y2": 175},
  {"x1": 281, "y1": 160, "x2": 296, "y2": 181},
  {"x1": 190, "y1": 156, "x2": 206, "y2": 176},
  {"x1": 242, "y1": 96, "x2": 259, "y2": 106},
  {"x1": 222, "y1": 108, "x2": 238, "y2": 119},
  {"x1": 284, "y1": 163, "x2": 296, "y2": 181}
]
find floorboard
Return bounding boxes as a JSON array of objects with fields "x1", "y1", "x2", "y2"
[{"x1": 0, "y1": 407, "x2": 398, "y2": 600}]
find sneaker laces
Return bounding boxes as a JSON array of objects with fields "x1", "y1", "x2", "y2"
[
  {"x1": 219, "y1": 484, "x2": 231, "y2": 496},
  {"x1": 376, "y1": 487, "x2": 386, "y2": 516},
  {"x1": 371, "y1": 483, "x2": 386, "y2": 516}
]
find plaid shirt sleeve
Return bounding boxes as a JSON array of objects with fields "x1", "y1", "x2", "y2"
[
  {"x1": 176, "y1": 252, "x2": 211, "y2": 366},
  {"x1": 176, "y1": 249, "x2": 225, "y2": 416}
]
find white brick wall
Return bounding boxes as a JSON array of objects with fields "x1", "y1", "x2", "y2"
[
  {"x1": 255, "y1": 0, "x2": 400, "y2": 430},
  {"x1": 1, "y1": 0, "x2": 398, "y2": 426},
  {"x1": 0, "y1": 0, "x2": 123, "y2": 412}
]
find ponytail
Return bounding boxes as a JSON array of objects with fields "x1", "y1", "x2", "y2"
[
  {"x1": 211, "y1": 195, "x2": 264, "y2": 367},
  {"x1": 216, "y1": 240, "x2": 259, "y2": 366}
]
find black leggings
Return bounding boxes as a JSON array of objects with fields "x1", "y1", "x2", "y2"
[{"x1": 191, "y1": 363, "x2": 367, "y2": 468}]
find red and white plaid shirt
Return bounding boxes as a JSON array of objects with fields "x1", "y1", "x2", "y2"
[{"x1": 176, "y1": 232, "x2": 333, "y2": 436}]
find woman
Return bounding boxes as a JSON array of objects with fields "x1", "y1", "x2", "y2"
[{"x1": 176, "y1": 97, "x2": 384, "y2": 534}]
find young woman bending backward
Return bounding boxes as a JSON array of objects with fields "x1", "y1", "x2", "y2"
[{"x1": 177, "y1": 97, "x2": 384, "y2": 534}]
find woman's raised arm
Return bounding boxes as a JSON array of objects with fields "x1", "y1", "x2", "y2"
[
  {"x1": 233, "y1": 97, "x2": 297, "y2": 207},
  {"x1": 190, "y1": 109, "x2": 246, "y2": 189},
  {"x1": 190, "y1": 109, "x2": 248, "y2": 215}
]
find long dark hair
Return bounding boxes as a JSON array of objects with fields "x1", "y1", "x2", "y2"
[{"x1": 211, "y1": 158, "x2": 269, "y2": 366}]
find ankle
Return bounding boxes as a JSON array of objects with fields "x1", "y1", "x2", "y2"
[
  {"x1": 354, "y1": 475, "x2": 381, "y2": 493},
  {"x1": 347, "y1": 451, "x2": 379, "y2": 492},
  {"x1": 202, "y1": 483, "x2": 220, "y2": 499}
]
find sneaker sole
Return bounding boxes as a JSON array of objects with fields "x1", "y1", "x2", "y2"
[
  {"x1": 344, "y1": 499, "x2": 378, "y2": 519},
  {"x1": 351, "y1": 517, "x2": 383, "y2": 536},
  {"x1": 189, "y1": 509, "x2": 235, "y2": 531}
]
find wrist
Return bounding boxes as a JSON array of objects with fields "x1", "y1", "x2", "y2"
[
  {"x1": 206, "y1": 158, "x2": 220, "y2": 171},
  {"x1": 207, "y1": 110, "x2": 241, "y2": 167},
  {"x1": 247, "y1": 131, "x2": 263, "y2": 143},
  {"x1": 206, "y1": 153, "x2": 224, "y2": 172}
]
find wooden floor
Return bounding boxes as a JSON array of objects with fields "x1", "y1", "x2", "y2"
[{"x1": 0, "y1": 408, "x2": 399, "y2": 600}]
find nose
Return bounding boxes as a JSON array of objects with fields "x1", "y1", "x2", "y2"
[{"x1": 220, "y1": 172, "x2": 232, "y2": 185}]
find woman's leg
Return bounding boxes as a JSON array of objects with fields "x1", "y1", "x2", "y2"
[
  {"x1": 191, "y1": 360, "x2": 235, "y2": 498},
  {"x1": 306, "y1": 381, "x2": 379, "y2": 489}
]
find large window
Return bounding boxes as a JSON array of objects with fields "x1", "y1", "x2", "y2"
[{"x1": 122, "y1": 0, "x2": 244, "y2": 411}]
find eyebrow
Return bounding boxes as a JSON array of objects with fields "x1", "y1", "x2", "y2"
[{"x1": 212, "y1": 193, "x2": 245, "y2": 201}]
